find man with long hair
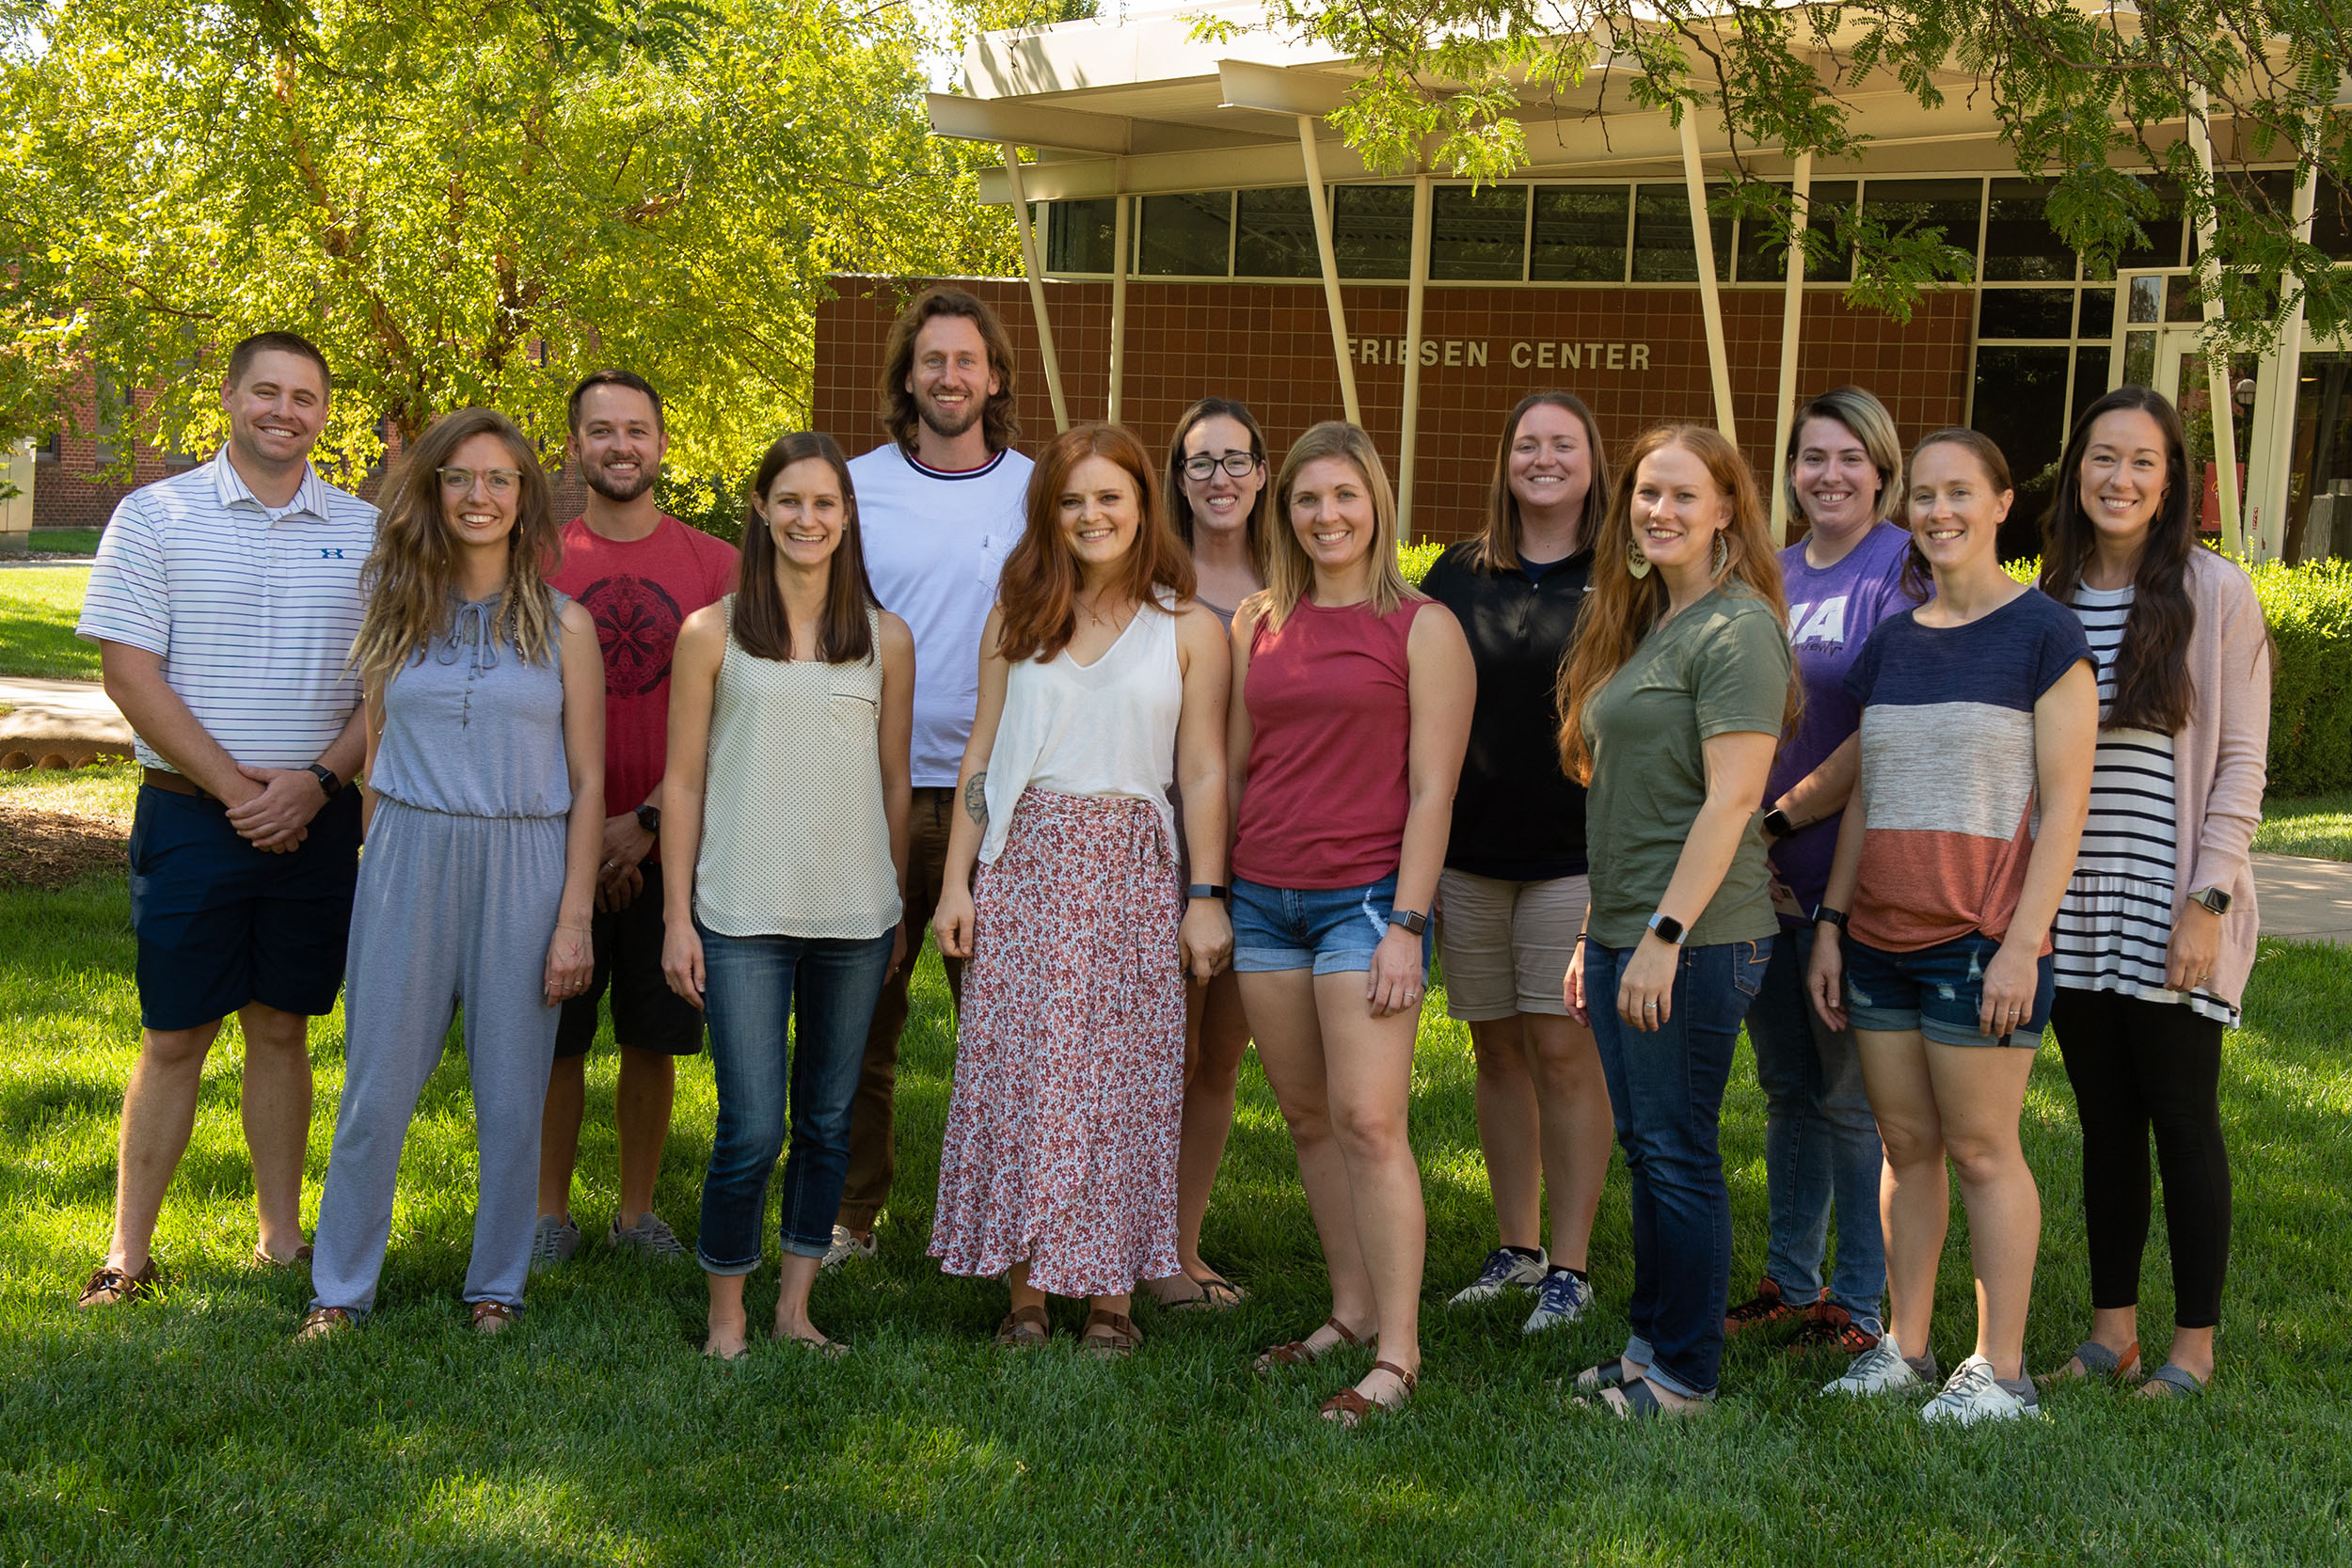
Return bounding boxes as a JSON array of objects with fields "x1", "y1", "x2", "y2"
[
  {"x1": 73, "y1": 331, "x2": 379, "y2": 1306},
  {"x1": 533, "y1": 371, "x2": 739, "y2": 1270},
  {"x1": 830, "y1": 285, "x2": 1035, "y2": 1267}
]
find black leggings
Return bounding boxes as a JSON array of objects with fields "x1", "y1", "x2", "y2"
[{"x1": 2050, "y1": 988, "x2": 2231, "y2": 1329}]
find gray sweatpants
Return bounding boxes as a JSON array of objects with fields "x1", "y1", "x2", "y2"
[{"x1": 311, "y1": 800, "x2": 567, "y2": 1314}]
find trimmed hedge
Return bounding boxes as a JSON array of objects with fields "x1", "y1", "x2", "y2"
[{"x1": 1400, "y1": 542, "x2": 2352, "y2": 794}]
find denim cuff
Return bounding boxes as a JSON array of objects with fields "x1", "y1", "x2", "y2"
[
  {"x1": 1643, "y1": 1359, "x2": 1715, "y2": 1402},
  {"x1": 697, "y1": 1251, "x2": 762, "y2": 1278},
  {"x1": 1623, "y1": 1333, "x2": 1654, "y2": 1368},
  {"x1": 778, "y1": 1235, "x2": 830, "y2": 1261}
]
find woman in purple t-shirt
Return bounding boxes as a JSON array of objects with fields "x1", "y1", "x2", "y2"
[{"x1": 1728, "y1": 388, "x2": 1919, "y2": 1369}]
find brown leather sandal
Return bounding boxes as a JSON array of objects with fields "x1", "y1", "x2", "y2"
[
  {"x1": 1320, "y1": 1359, "x2": 1419, "y2": 1428},
  {"x1": 470, "y1": 1300, "x2": 520, "y2": 1336},
  {"x1": 75, "y1": 1259, "x2": 159, "y2": 1309},
  {"x1": 1079, "y1": 1308, "x2": 1142, "y2": 1360},
  {"x1": 295, "y1": 1306, "x2": 354, "y2": 1341},
  {"x1": 1253, "y1": 1315, "x2": 1365, "y2": 1375},
  {"x1": 251, "y1": 1243, "x2": 314, "y2": 1269},
  {"x1": 993, "y1": 1304, "x2": 1051, "y2": 1348}
]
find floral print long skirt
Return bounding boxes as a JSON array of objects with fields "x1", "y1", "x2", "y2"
[{"x1": 929, "y1": 788, "x2": 1184, "y2": 1297}]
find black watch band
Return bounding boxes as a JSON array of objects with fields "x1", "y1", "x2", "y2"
[
  {"x1": 306, "y1": 764, "x2": 341, "y2": 799},
  {"x1": 635, "y1": 803, "x2": 661, "y2": 834},
  {"x1": 1388, "y1": 908, "x2": 1428, "y2": 936},
  {"x1": 1762, "y1": 806, "x2": 1795, "y2": 840},
  {"x1": 1186, "y1": 883, "x2": 1230, "y2": 902},
  {"x1": 1814, "y1": 905, "x2": 1850, "y2": 930}
]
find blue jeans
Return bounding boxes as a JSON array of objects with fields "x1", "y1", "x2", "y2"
[
  {"x1": 1588, "y1": 936, "x2": 1772, "y2": 1400},
  {"x1": 1230, "y1": 873, "x2": 1432, "y2": 975},
  {"x1": 697, "y1": 927, "x2": 896, "y2": 1273},
  {"x1": 1744, "y1": 926, "x2": 1885, "y2": 1335}
]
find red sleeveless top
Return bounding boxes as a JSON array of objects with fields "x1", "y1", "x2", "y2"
[{"x1": 1234, "y1": 595, "x2": 1428, "y2": 889}]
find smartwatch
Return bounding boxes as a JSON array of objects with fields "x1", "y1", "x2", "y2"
[
  {"x1": 1186, "y1": 883, "x2": 1230, "y2": 902},
  {"x1": 1761, "y1": 806, "x2": 1796, "y2": 841},
  {"x1": 635, "y1": 803, "x2": 661, "y2": 835},
  {"x1": 1388, "y1": 908, "x2": 1428, "y2": 936},
  {"x1": 2190, "y1": 886, "x2": 2232, "y2": 915},
  {"x1": 1814, "y1": 905, "x2": 1850, "y2": 931},
  {"x1": 305, "y1": 764, "x2": 342, "y2": 800},
  {"x1": 1645, "y1": 911, "x2": 1687, "y2": 946}
]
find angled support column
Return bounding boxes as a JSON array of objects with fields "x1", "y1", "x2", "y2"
[
  {"x1": 1109, "y1": 191, "x2": 1130, "y2": 424},
  {"x1": 1398, "y1": 173, "x2": 1433, "y2": 540},
  {"x1": 1000, "y1": 142, "x2": 1070, "y2": 435},
  {"x1": 2257, "y1": 125, "x2": 2321, "y2": 562},
  {"x1": 1678, "y1": 111, "x2": 1738, "y2": 442},
  {"x1": 1297, "y1": 115, "x2": 1362, "y2": 427},
  {"x1": 1768, "y1": 153, "x2": 1814, "y2": 545},
  {"x1": 2189, "y1": 87, "x2": 2245, "y2": 554}
]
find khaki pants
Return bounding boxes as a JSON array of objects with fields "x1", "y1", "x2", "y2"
[{"x1": 836, "y1": 786, "x2": 964, "y2": 1231}]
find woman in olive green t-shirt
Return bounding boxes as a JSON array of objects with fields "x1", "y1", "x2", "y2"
[{"x1": 1557, "y1": 425, "x2": 1796, "y2": 1418}]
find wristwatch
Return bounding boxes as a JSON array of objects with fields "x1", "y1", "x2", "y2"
[
  {"x1": 1645, "y1": 911, "x2": 1688, "y2": 946},
  {"x1": 306, "y1": 764, "x2": 342, "y2": 799},
  {"x1": 1388, "y1": 908, "x2": 1428, "y2": 936},
  {"x1": 1761, "y1": 806, "x2": 1796, "y2": 840},
  {"x1": 2189, "y1": 886, "x2": 2232, "y2": 915},
  {"x1": 1814, "y1": 905, "x2": 1851, "y2": 930},
  {"x1": 1186, "y1": 883, "x2": 1230, "y2": 902},
  {"x1": 635, "y1": 803, "x2": 661, "y2": 835}
]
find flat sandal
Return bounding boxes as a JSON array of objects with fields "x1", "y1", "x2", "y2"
[
  {"x1": 1253, "y1": 1315, "x2": 1364, "y2": 1375},
  {"x1": 1321, "y1": 1359, "x2": 1418, "y2": 1428},
  {"x1": 1079, "y1": 1308, "x2": 1142, "y2": 1360},
  {"x1": 993, "y1": 1304, "x2": 1051, "y2": 1349}
]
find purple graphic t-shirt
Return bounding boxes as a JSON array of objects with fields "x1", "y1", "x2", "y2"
[{"x1": 1765, "y1": 521, "x2": 1922, "y2": 924}]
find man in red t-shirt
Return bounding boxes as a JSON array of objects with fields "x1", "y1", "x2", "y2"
[{"x1": 534, "y1": 371, "x2": 739, "y2": 1268}]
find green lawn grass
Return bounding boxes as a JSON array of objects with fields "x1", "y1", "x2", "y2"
[
  {"x1": 2255, "y1": 791, "x2": 2352, "y2": 862},
  {"x1": 29, "y1": 529, "x2": 103, "y2": 557},
  {"x1": 0, "y1": 565, "x2": 97, "y2": 680},
  {"x1": 2, "y1": 819, "x2": 2348, "y2": 1562}
]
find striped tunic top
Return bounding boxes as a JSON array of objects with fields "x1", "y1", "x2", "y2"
[{"x1": 2052, "y1": 584, "x2": 2236, "y2": 1023}]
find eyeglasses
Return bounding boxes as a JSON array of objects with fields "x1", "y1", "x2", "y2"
[
  {"x1": 1182, "y1": 451, "x2": 1261, "y2": 482},
  {"x1": 437, "y1": 467, "x2": 522, "y2": 497}
]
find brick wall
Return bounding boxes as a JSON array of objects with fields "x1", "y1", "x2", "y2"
[{"x1": 815, "y1": 276, "x2": 1973, "y2": 544}]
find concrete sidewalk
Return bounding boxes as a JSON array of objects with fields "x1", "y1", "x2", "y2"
[
  {"x1": 2250, "y1": 852, "x2": 2352, "y2": 947},
  {"x1": 0, "y1": 674, "x2": 133, "y2": 762}
]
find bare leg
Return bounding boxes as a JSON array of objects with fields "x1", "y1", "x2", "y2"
[
  {"x1": 236, "y1": 1004, "x2": 314, "y2": 1260},
  {"x1": 1927, "y1": 1041, "x2": 2040, "y2": 1381},
  {"x1": 536, "y1": 1053, "x2": 587, "y2": 1221},
  {"x1": 1857, "y1": 1027, "x2": 1946, "y2": 1360},
  {"x1": 614, "y1": 1043, "x2": 676, "y2": 1227},
  {"x1": 773, "y1": 1254, "x2": 829, "y2": 1346},
  {"x1": 2154, "y1": 1323, "x2": 2215, "y2": 1386},
  {"x1": 1525, "y1": 1011, "x2": 1609, "y2": 1270},
  {"x1": 105, "y1": 1020, "x2": 225, "y2": 1273},
  {"x1": 1149, "y1": 971, "x2": 1251, "y2": 1302},
  {"x1": 1007, "y1": 1259, "x2": 1047, "y2": 1315},
  {"x1": 1468, "y1": 1016, "x2": 1542, "y2": 1250},
  {"x1": 1240, "y1": 970, "x2": 1374, "y2": 1342},
  {"x1": 1316, "y1": 971, "x2": 1424, "y2": 1401},
  {"x1": 706, "y1": 1270, "x2": 750, "y2": 1358}
]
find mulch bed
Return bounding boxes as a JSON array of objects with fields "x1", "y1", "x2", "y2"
[{"x1": 0, "y1": 801, "x2": 129, "y2": 889}]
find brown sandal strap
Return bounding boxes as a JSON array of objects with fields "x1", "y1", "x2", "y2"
[
  {"x1": 1368, "y1": 1358, "x2": 1420, "y2": 1393},
  {"x1": 1327, "y1": 1315, "x2": 1365, "y2": 1347},
  {"x1": 994, "y1": 1305, "x2": 1051, "y2": 1344},
  {"x1": 470, "y1": 1300, "x2": 518, "y2": 1325}
]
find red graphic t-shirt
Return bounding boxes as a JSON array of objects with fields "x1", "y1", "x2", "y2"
[{"x1": 548, "y1": 515, "x2": 739, "y2": 854}]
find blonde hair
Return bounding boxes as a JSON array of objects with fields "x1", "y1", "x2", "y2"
[
  {"x1": 349, "y1": 407, "x2": 564, "y2": 690},
  {"x1": 1247, "y1": 421, "x2": 1420, "y2": 633},
  {"x1": 1786, "y1": 386, "x2": 1904, "y2": 527}
]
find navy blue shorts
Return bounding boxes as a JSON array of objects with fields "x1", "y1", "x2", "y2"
[
  {"x1": 1843, "y1": 932, "x2": 2053, "y2": 1049},
  {"x1": 127, "y1": 784, "x2": 363, "y2": 1031}
]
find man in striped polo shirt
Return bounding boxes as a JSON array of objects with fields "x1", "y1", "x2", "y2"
[{"x1": 73, "y1": 331, "x2": 378, "y2": 1307}]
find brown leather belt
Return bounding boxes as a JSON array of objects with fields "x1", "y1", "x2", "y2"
[{"x1": 142, "y1": 768, "x2": 210, "y2": 800}]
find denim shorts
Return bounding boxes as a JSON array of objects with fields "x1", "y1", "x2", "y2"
[
  {"x1": 1844, "y1": 932, "x2": 2053, "y2": 1048},
  {"x1": 1231, "y1": 874, "x2": 1434, "y2": 976}
]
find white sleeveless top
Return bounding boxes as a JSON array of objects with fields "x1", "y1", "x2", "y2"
[
  {"x1": 979, "y1": 592, "x2": 1183, "y2": 863},
  {"x1": 694, "y1": 600, "x2": 902, "y2": 940}
]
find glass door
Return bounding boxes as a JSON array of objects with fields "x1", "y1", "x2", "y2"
[{"x1": 2113, "y1": 272, "x2": 2255, "y2": 539}]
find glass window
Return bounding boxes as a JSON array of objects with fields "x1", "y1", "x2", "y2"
[
  {"x1": 1138, "y1": 192, "x2": 1232, "y2": 277},
  {"x1": 1970, "y1": 344, "x2": 2069, "y2": 558},
  {"x1": 2122, "y1": 328, "x2": 2157, "y2": 388},
  {"x1": 1983, "y1": 179, "x2": 2074, "y2": 281},
  {"x1": 1862, "y1": 179, "x2": 1984, "y2": 271},
  {"x1": 1234, "y1": 186, "x2": 1320, "y2": 277},
  {"x1": 1431, "y1": 183, "x2": 1527, "y2": 281},
  {"x1": 1631, "y1": 183, "x2": 1731, "y2": 282},
  {"x1": 2073, "y1": 348, "x2": 2112, "y2": 425},
  {"x1": 2118, "y1": 181, "x2": 2185, "y2": 269},
  {"x1": 1045, "y1": 198, "x2": 1119, "y2": 273},
  {"x1": 2077, "y1": 287, "x2": 2116, "y2": 339},
  {"x1": 1979, "y1": 288, "x2": 2076, "y2": 339},
  {"x1": 1530, "y1": 186, "x2": 1629, "y2": 281},
  {"x1": 1735, "y1": 182, "x2": 1855, "y2": 282},
  {"x1": 1332, "y1": 185, "x2": 1415, "y2": 278}
]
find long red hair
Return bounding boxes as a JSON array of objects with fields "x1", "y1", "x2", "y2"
[{"x1": 996, "y1": 423, "x2": 1197, "y2": 662}]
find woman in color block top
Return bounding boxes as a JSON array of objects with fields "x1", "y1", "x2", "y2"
[
  {"x1": 1142, "y1": 397, "x2": 1270, "y2": 1313},
  {"x1": 1230, "y1": 420, "x2": 1473, "y2": 1426},
  {"x1": 660, "y1": 432, "x2": 914, "y2": 1359},
  {"x1": 1421, "y1": 391, "x2": 1613, "y2": 1335},
  {"x1": 2036, "y1": 387, "x2": 2269, "y2": 1400},
  {"x1": 1558, "y1": 425, "x2": 1794, "y2": 1418},
  {"x1": 928, "y1": 423, "x2": 1233, "y2": 1359},
  {"x1": 1807, "y1": 428, "x2": 2095, "y2": 1424}
]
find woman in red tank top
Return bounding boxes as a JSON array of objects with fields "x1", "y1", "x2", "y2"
[{"x1": 1227, "y1": 420, "x2": 1474, "y2": 1426}]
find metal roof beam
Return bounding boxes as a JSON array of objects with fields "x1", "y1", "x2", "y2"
[{"x1": 928, "y1": 93, "x2": 1134, "y2": 155}]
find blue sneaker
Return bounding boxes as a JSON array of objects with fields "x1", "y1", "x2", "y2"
[
  {"x1": 1522, "y1": 1267, "x2": 1593, "y2": 1334},
  {"x1": 1447, "y1": 1246, "x2": 1548, "y2": 1306}
]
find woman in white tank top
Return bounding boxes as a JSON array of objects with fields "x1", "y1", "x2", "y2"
[
  {"x1": 928, "y1": 423, "x2": 1233, "y2": 1358},
  {"x1": 660, "y1": 433, "x2": 914, "y2": 1360}
]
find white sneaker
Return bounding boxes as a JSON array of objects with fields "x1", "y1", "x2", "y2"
[
  {"x1": 820, "y1": 1225, "x2": 876, "y2": 1271},
  {"x1": 1920, "y1": 1354, "x2": 2042, "y2": 1425},
  {"x1": 1522, "y1": 1268, "x2": 1594, "y2": 1333},
  {"x1": 1448, "y1": 1246, "x2": 1549, "y2": 1306},
  {"x1": 1821, "y1": 1332, "x2": 1930, "y2": 1396}
]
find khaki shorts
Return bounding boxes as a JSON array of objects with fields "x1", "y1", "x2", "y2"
[{"x1": 1435, "y1": 868, "x2": 1592, "y2": 1022}]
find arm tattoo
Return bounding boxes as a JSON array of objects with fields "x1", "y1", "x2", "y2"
[{"x1": 964, "y1": 771, "x2": 989, "y2": 827}]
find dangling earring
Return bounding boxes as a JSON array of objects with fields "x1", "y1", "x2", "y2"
[
  {"x1": 1712, "y1": 533, "x2": 1731, "y2": 577},
  {"x1": 1627, "y1": 532, "x2": 1652, "y2": 580}
]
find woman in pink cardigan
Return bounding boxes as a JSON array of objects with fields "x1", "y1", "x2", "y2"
[{"x1": 2037, "y1": 386, "x2": 2271, "y2": 1399}]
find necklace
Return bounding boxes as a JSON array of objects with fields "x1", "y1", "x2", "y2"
[{"x1": 1075, "y1": 592, "x2": 1133, "y2": 630}]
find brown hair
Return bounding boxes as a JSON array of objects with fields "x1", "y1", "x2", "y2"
[
  {"x1": 2039, "y1": 387, "x2": 2197, "y2": 734},
  {"x1": 349, "y1": 408, "x2": 564, "y2": 690},
  {"x1": 1248, "y1": 421, "x2": 1421, "y2": 633},
  {"x1": 996, "y1": 423, "x2": 1195, "y2": 663},
  {"x1": 733, "y1": 432, "x2": 879, "y2": 665},
  {"x1": 1556, "y1": 425, "x2": 1794, "y2": 784},
  {"x1": 1468, "y1": 390, "x2": 1613, "y2": 573},
  {"x1": 878, "y1": 286, "x2": 1020, "y2": 455},
  {"x1": 1785, "y1": 386, "x2": 1904, "y2": 528},
  {"x1": 1901, "y1": 426, "x2": 2014, "y2": 600},
  {"x1": 1165, "y1": 396, "x2": 1274, "y2": 573}
]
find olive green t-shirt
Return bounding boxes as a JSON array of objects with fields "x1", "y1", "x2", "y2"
[{"x1": 1581, "y1": 587, "x2": 1792, "y2": 948}]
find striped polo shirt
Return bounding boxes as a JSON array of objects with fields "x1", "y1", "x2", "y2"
[
  {"x1": 76, "y1": 448, "x2": 379, "y2": 772},
  {"x1": 1843, "y1": 589, "x2": 2091, "y2": 952}
]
